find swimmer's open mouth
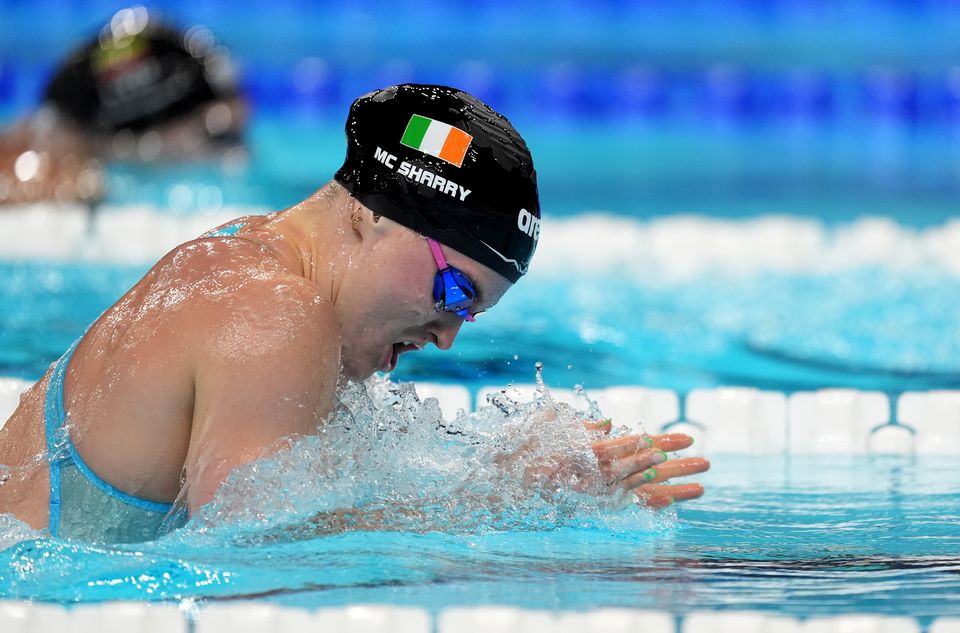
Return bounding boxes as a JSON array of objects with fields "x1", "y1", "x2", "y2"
[{"x1": 388, "y1": 341, "x2": 424, "y2": 371}]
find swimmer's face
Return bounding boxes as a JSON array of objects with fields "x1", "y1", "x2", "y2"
[{"x1": 336, "y1": 219, "x2": 512, "y2": 380}]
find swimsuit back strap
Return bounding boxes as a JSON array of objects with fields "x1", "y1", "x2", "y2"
[{"x1": 43, "y1": 338, "x2": 81, "y2": 537}]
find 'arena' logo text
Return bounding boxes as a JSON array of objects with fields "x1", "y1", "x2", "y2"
[{"x1": 517, "y1": 208, "x2": 540, "y2": 240}]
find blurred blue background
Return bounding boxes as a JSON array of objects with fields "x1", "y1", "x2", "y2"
[
  {"x1": 2, "y1": 0, "x2": 960, "y2": 221},
  {"x1": 2, "y1": 1, "x2": 960, "y2": 393}
]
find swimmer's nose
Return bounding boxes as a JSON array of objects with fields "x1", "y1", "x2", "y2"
[{"x1": 432, "y1": 317, "x2": 464, "y2": 350}]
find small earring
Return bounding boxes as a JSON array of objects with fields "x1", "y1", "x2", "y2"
[{"x1": 351, "y1": 213, "x2": 362, "y2": 229}]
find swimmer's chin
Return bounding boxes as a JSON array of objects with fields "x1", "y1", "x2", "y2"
[
  {"x1": 340, "y1": 355, "x2": 385, "y2": 382},
  {"x1": 341, "y1": 362, "x2": 373, "y2": 382},
  {"x1": 342, "y1": 342, "x2": 421, "y2": 381}
]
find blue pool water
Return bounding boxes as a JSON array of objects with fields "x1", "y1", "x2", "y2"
[
  {"x1": 3, "y1": 223, "x2": 959, "y2": 394},
  {"x1": 0, "y1": 107, "x2": 960, "y2": 620},
  {"x1": 3, "y1": 1, "x2": 960, "y2": 621},
  {"x1": 2, "y1": 231, "x2": 960, "y2": 621},
  {"x1": 2, "y1": 117, "x2": 960, "y2": 395},
  {"x1": 2, "y1": 114, "x2": 959, "y2": 620},
  {"x1": 1, "y1": 452, "x2": 958, "y2": 624}
]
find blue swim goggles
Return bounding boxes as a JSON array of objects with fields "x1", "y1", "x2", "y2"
[{"x1": 427, "y1": 238, "x2": 476, "y2": 322}]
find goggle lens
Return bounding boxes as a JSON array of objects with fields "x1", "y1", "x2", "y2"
[
  {"x1": 434, "y1": 268, "x2": 476, "y2": 320},
  {"x1": 428, "y1": 238, "x2": 477, "y2": 322}
]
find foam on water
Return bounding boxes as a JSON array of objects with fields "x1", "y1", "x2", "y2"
[
  {"x1": 0, "y1": 372, "x2": 670, "y2": 601},
  {"x1": 0, "y1": 376, "x2": 648, "y2": 552},
  {"x1": 183, "y1": 370, "x2": 642, "y2": 542},
  {"x1": 0, "y1": 514, "x2": 41, "y2": 551}
]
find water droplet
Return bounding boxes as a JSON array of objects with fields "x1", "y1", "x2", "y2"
[{"x1": 533, "y1": 361, "x2": 545, "y2": 391}]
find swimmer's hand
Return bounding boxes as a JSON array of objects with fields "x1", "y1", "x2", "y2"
[{"x1": 587, "y1": 425, "x2": 710, "y2": 509}]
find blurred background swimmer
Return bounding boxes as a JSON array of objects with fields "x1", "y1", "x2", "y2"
[{"x1": 0, "y1": 6, "x2": 246, "y2": 206}]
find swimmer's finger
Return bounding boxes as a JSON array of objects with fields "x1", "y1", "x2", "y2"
[
  {"x1": 595, "y1": 433, "x2": 693, "y2": 460},
  {"x1": 635, "y1": 483, "x2": 705, "y2": 505},
  {"x1": 648, "y1": 433, "x2": 696, "y2": 453},
  {"x1": 582, "y1": 418, "x2": 613, "y2": 435},
  {"x1": 649, "y1": 457, "x2": 711, "y2": 483},
  {"x1": 618, "y1": 457, "x2": 710, "y2": 489},
  {"x1": 603, "y1": 448, "x2": 667, "y2": 482},
  {"x1": 592, "y1": 434, "x2": 651, "y2": 460}
]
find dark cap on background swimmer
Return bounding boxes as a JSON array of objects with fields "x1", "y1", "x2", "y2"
[
  {"x1": 43, "y1": 7, "x2": 239, "y2": 133},
  {"x1": 334, "y1": 84, "x2": 540, "y2": 283}
]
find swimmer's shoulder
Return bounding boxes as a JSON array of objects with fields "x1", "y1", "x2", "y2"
[
  {"x1": 155, "y1": 233, "x2": 339, "y2": 367},
  {"x1": 153, "y1": 223, "x2": 299, "y2": 290},
  {"x1": 200, "y1": 215, "x2": 262, "y2": 239}
]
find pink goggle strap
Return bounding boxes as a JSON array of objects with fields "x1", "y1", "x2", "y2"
[
  {"x1": 427, "y1": 237, "x2": 449, "y2": 269},
  {"x1": 426, "y1": 237, "x2": 475, "y2": 322}
]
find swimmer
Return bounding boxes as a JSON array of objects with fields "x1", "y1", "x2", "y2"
[
  {"x1": 0, "y1": 7, "x2": 245, "y2": 206},
  {"x1": 0, "y1": 84, "x2": 709, "y2": 543}
]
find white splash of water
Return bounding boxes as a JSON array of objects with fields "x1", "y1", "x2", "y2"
[
  {"x1": 0, "y1": 514, "x2": 43, "y2": 550},
  {"x1": 186, "y1": 370, "x2": 649, "y2": 543}
]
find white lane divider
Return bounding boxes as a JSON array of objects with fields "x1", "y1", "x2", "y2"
[
  {"x1": 1, "y1": 603, "x2": 953, "y2": 633},
  {"x1": 5, "y1": 378, "x2": 959, "y2": 454}
]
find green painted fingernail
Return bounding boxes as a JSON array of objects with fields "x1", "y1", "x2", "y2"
[
  {"x1": 600, "y1": 418, "x2": 612, "y2": 426},
  {"x1": 643, "y1": 468, "x2": 657, "y2": 481},
  {"x1": 645, "y1": 437, "x2": 654, "y2": 448},
  {"x1": 653, "y1": 450, "x2": 668, "y2": 464},
  {"x1": 665, "y1": 496, "x2": 675, "y2": 506}
]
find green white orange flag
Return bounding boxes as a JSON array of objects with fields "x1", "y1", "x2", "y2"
[{"x1": 400, "y1": 114, "x2": 472, "y2": 167}]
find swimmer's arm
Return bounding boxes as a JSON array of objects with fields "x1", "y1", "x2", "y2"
[{"x1": 180, "y1": 283, "x2": 339, "y2": 515}]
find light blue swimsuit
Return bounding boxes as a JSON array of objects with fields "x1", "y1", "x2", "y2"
[
  {"x1": 45, "y1": 340, "x2": 185, "y2": 542},
  {"x1": 43, "y1": 223, "x2": 243, "y2": 542}
]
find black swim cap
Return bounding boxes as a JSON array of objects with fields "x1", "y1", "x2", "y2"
[
  {"x1": 43, "y1": 7, "x2": 239, "y2": 133},
  {"x1": 334, "y1": 84, "x2": 540, "y2": 283}
]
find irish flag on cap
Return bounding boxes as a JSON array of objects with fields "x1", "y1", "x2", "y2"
[{"x1": 400, "y1": 114, "x2": 473, "y2": 167}]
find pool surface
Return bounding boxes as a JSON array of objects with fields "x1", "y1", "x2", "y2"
[
  {"x1": 1, "y1": 453, "x2": 957, "y2": 625},
  {"x1": 3, "y1": 211, "x2": 959, "y2": 395},
  {"x1": 2, "y1": 2, "x2": 960, "y2": 628}
]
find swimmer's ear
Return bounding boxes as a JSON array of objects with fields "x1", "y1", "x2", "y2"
[
  {"x1": 354, "y1": 203, "x2": 380, "y2": 223},
  {"x1": 351, "y1": 204, "x2": 389, "y2": 240},
  {"x1": 350, "y1": 203, "x2": 371, "y2": 229}
]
